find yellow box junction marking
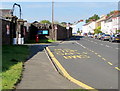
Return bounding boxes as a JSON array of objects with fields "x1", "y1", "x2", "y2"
[
  {"x1": 54, "y1": 49, "x2": 90, "y2": 59},
  {"x1": 46, "y1": 47, "x2": 97, "y2": 90}
]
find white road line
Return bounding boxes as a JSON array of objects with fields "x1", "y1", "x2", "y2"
[
  {"x1": 116, "y1": 48, "x2": 119, "y2": 50},
  {"x1": 106, "y1": 45, "x2": 110, "y2": 47},
  {"x1": 94, "y1": 42, "x2": 97, "y2": 44},
  {"x1": 101, "y1": 44, "x2": 103, "y2": 45}
]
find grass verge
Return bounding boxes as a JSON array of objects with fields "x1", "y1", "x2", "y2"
[{"x1": 1, "y1": 45, "x2": 29, "y2": 90}]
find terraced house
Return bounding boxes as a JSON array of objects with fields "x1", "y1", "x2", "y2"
[{"x1": 82, "y1": 10, "x2": 120, "y2": 35}]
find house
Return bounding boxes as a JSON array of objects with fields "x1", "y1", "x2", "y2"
[
  {"x1": 112, "y1": 11, "x2": 120, "y2": 34},
  {"x1": 70, "y1": 20, "x2": 85, "y2": 34},
  {"x1": 0, "y1": 9, "x2": 12, "y2": 21},
  {"x1": 96, "y1": 15, "x2": 106, "y2": 28},
  {"x1": 82, "y1": 20, "x2": 96, "y2": 35},
  {"x1": 101, "y1": 10, "x2": 120, "y2": 34}
]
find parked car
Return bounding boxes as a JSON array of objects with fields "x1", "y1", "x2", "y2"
[
  {"x1": 109, "y1": 34, "x2": 120, "y2": 42},
  {"x1": 94, "y1": 34, "x2": 98, "y2": 39},
  {"x1": 88, "y1": 33, "x2": 94, "y2": 38},
  {"x1": 109, "y1": 35, "x2": 115, "y2": 42},
  {"x1": 101, "y1": 34, "x2": 111, "y2": 41},
  {"x1": 97, "y1": 33, "x2": 105, "y2": 40}
]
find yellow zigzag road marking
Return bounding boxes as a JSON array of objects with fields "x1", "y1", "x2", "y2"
[{"x1": 46, "y1": 47, "x2": 98, "y2": 91}]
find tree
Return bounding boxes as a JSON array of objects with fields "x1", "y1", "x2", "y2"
[
  {"x1": 40, "y1": 20, "x2": 51, "y2": 24},
  {"x1": 33, "y1": 21, "x2": 39, "y2": 23},
  {"x1": 60, "y1": 22, "x2": 67, "y2": 27},
  {"x1": 77, "y1": 30, "x2": 80, "y2": 33},
  {"x1": 94, "y1": 26, "x2": 102, "y2": 34},
  {"x1": 61, "y1": 22, "x2": 67, "y2": 25},
  {"x1": 116, "y1": 30, "x2": 120, "y2": 33},
  {"x1": 54, "y1": 21, "x2": 60, "y2": 24},
  {"x1": 85, "y1": 14, "x2": 100, "y2": 23}
]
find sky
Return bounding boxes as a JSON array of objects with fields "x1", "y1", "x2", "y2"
[{"x1": 0, "y1": 1, "x2": 119, "y2": 23}]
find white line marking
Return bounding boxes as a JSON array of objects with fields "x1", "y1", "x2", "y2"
[
  {"x1": 101, "y1": 44, "x2": 103, "y2": 45},
  {"x1": 98, "y1": 55, "x2": 101, "y2": 57},
  {"x1": 94, "y1": 42, "x2": 97, "y2": 44},
  {"x1": 106, "y1": 45, "x2": 110, "y2": 47}
]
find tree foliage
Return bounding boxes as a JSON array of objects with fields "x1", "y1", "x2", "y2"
[
  {"x1": 116, "y1": 30, "x2": 120, "y2": 33},
  {"x1": 85, "y1": 14, "x2": 100, "y2": 23},
  {"x1": 94, "y1": 26, "x2": 102, "y2": 34},
  {"x1": 40, "y1": 20, "x2": 51, "y2": 24},
  {"x1": 107, "y1": 11, "x2": 115, "y2": 17}
]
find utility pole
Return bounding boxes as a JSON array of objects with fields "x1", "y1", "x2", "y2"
[{"x1": 52, "y1": 0, "x2": 54, "y2": 40}]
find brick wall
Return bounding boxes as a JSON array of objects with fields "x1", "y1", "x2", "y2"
[
  {"x1": 1, "y1": 19, "x2": 11, "y2": 45},
  {"x1": 56, "y1": 24, "x2": 67, "y2": 40},
  {"x1": 29, "y1": 24, "x2": 72, "y2": 41}
]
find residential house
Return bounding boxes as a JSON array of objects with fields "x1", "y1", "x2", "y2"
[
  {"x1": 112, "y1": 11, "x2": 120, "y2": 33},
  {"x1": 0, "y1": 9, "x2": 12, "y2": 20},
  {"x1": 96, "y1": 15, "x2": 106, "y2": 28},
  {"x1": 82, "y1": 20, "x2": 96, "y2": 35},
  {"x1": 101, "y1": 10, "x2": 120, "y2": 34},
  {"x1": 70, "y1": 20, "x2": 85, "y2": 34},
  {"x1": 101, "y1": 15, "x2": 113, "y2": 34}
]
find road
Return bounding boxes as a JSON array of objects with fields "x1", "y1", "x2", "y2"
[{"x1": 48, "y1": 36, "x2": 119, "y2": 90}]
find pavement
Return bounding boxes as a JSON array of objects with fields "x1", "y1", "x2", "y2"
[{"x1": 16, "y1": 45, "x2": 80, "y2": 89}]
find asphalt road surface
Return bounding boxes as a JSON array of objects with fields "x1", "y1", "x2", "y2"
[{"x1": 48, "y1": 36, "x2": 119, "y2": 90}]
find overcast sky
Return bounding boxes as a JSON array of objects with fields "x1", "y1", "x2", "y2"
[{"x1": 0, "y1": 1, "x2": 118, "y2": 23}]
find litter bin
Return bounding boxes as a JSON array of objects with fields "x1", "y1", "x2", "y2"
[
  {"x1": 18, "y1": 38, "x2": 22, "y2": 44},
  {"x1": 21, "y1": 38, "x2": 24, "y2": 44},
  {"x1": 13, "y1": 38, "x2": 17, "y2": 45}
]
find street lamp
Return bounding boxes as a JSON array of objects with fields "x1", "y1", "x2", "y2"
[{"x1": 52, "y1": 0, "x2": 54, "y2": 40}]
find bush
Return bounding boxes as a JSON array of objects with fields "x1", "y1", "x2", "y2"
[{"x1": 94, "y1": 26, "x2": 102, "y2": 34}]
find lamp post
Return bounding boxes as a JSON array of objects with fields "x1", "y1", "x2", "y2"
[{"x1": 52, "y1": 0, "x2": 54, "y2": 40}]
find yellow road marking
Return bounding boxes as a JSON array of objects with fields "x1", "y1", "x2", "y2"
[
  {"x1": 107, "y1": 62, "x2": 113, "y2": 65},
  {"x1": 46, "y1": 47, "x2": 97, "y2": 90},
  {"x1": 63, "y1": 56, "x2": 72, "y2": 59},
  {"x1": 115, "y1": 67, "x2": 120, "y2": 71},
  {"x1": 83, "y1": 52, "x2": 87, "y2": 54},
  {"x1": 95, "y1": 53, "x2": 98, "y2": 55},
  {"x1": 89, "y1": 50, "x2": 92, "y2": 51},
  {"x1": 98, "y1": 55, "x2": 101, "y2": 57},
  {"x1": 76, "y1": 55, "x2": 82, "y2": 58},
  {"x1": 102, "y1": 58, "x2": 106, "y2": 61}
]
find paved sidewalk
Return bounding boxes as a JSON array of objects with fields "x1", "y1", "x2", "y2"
[{"x1": 16, "y1": 45, "x2": 80, "y2": 89}]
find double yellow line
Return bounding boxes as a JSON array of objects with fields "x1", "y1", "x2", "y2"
[{"x1": 46, "y1": 47, "x2": 98, "y2": 91}]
